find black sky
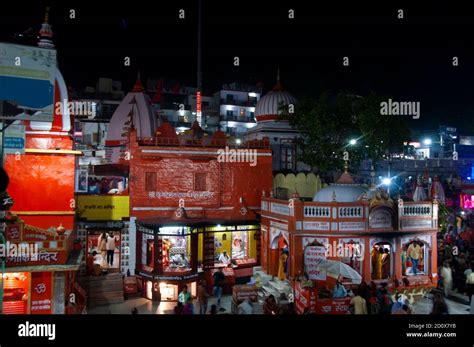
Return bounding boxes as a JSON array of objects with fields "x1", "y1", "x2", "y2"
[{"x1": 2, "y1": 1, "x2": 474, "y2": 132}]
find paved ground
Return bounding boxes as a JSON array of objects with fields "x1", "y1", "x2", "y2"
[
  {"x1": 87, "y1": 294, "x2": 233, "y2": 314},
  {"x1": 88, "y1": 291, "x2": 472, "y2": 314}
]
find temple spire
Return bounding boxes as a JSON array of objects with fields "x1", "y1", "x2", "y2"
[
  {"x1": 273, "y1": 67, "x2": 284, "y2": 91},
  {"x1": 132, "y1": 71, "x2": 144, "y2": 92},
  {"x1": 38, "y1": 7, "x2": 54, "y2": 49}
]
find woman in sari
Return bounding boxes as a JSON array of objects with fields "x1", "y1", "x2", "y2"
[{"x1": 278, "y1": 248, "x2": 289, "y2": 280}]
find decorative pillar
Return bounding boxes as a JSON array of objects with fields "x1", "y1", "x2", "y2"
[
  {"x1": 153, "y1": 229, "x2": 163, "y2": 275},
  {"x1": 190, "y1": 229, "x2": 198, "y2": 272},
  {"x1": 362, "y1": 238, "x2": 371, "y2": 283},
  {"x1": 394, "y1": 237, "x2": 403, "y2": 282}
]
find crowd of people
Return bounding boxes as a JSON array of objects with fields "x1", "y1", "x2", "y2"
[{"x1": 437, "y1": 211, "x2": 474, "y2": 311}]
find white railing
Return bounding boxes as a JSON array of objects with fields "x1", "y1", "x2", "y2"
[
  {"x1": 338, "y1": 206, "x2": 363, "y2": 218},
  {"x1": 303, "y1": 206, "x2": 331, "y2": 218},
  {"x1": 401, "y1": 204, "x2": 432, "y2": 216}
]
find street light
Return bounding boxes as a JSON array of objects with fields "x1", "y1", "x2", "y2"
[
  {"x1": 349, "y1": 139, "x2": 357, "y2": 145},
  {"x1": 423, "y1": 138, "x2": 432, "y2": 146},
  {"x1": 382, "y1": 177, "x2": 392, "y2": 194}
]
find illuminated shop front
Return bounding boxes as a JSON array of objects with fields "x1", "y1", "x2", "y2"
[
  {"x1": 460, "y1": 192, "x2": 474, "y2": 209},
  {"x1": 1, "y1": 217, "x2": 83, "y2": 314},
  {"x1": 76, "y1": 195, "x2": 132, "y2": 276},
  {"x1": 135, "y1": 221, "x2": 260, "y2": 301}
]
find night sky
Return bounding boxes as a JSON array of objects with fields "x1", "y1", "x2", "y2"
[{"x1": 2, "y1": 1, "x2": 474, "y2": 132}]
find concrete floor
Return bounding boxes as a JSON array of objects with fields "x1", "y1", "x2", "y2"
[
  {"x1": 87, "y1": 294, "x2": 233, "y2": 314},
  {"x1": 87, "y1": 292, "x2": 471, "y2": 314}
]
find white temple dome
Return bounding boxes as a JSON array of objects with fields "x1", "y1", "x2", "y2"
[
  {"x1": 313, "y1": 168, "x2": 367, "y2": 202},
  {"x1": 255, "y1": 72, "x2": 296, "y2": 123},
  {"x1": 313, "y1": 185, "x2": 367, "y2": 203}
]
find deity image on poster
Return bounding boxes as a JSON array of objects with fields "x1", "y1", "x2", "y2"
[{"x1": 232, "y1": 231, "x2": 247, "y2": 259}]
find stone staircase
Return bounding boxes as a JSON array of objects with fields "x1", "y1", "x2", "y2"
[
  {"x1": 251, "y1": 266, "x2": 292, "y2": 304},
  {"x1": 78, "y1": 272, "x2": 124, "y2": 308}
]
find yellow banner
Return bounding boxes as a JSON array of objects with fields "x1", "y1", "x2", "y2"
[{"x1": 77, "y1": 196, "x2": 129, "y2": 221}]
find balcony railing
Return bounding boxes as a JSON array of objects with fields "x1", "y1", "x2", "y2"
[
  {"x1": 304, "y1": 206, "x2": 331, "y2": 217},
  {"x1": 220, "y1": 116, "x2": 256, "y2": 123},
  {"x1": 401, "y1": 204, "x2": 432, "y2": 216},
  {"x1": 138, "y1": 137, "x2": 270, "y2": 149},
  {"x1": 339, "y1": 206, "x2": 363, "y2": 218},
  {"x1": 220, "y1": 99, "x2": 257, "y2": 107}
]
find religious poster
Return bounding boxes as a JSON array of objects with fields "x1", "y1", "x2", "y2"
[{"x1": 30, "y1": 272, "x2": 53, "y2": 314}]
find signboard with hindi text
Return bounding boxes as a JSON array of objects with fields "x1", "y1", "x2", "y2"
[{"x1": 304, "y1": 246, "x2": 326, "y2": 280}]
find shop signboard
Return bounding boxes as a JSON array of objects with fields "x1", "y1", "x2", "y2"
[
  {"x1": 6, "y1": 249, "x2": 67, "y2": 267},
  {"x1": 314, "y1": 298, "x2": 351, "y2": 315},
  {"x1": 77, "y1": 195, "x2": 130, "y2": 221},
  {"x1": 294, "y1": 281, "x2": 317, "y2": 314},
  {"x1": 2, "y1": 124, "x2": 25, "y2": 155},
  {"x1": 304, "y1": 246, "x2": 326, "y2": 281},
  {"x1": 30, "y1": 272, "x2": 52, "y2": 314}
]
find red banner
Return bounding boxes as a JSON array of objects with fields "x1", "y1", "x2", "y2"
[{"x1": 30, "y1": 272, "x2": 53, "y2": 314}]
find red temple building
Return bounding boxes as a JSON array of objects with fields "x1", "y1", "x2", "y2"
[
  {"x1": 1, "y1": 11, "x2": 83, "y2": 314},
  {"x1": 126, "y1": 120, "x2": 272, "y2": 300}
]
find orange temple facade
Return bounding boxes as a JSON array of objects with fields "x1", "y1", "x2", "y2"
[{"x1": 260, "y1": 172, "x2": 439, "y2": 311}]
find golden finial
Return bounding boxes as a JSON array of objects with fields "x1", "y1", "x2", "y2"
[{"x1": 44, "y1": 6, "x2": 50, "y2": 23}]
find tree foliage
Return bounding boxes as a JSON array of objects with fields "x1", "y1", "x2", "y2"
[{"x1": 285, "y1": 91, "x2": 411, "y2": 173}]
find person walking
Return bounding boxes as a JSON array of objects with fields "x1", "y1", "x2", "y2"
[
  {"x1": 465, "y1": 264, "x2": 474, "y2": 306},
  {"x1": 106, "y1": 231, "x2": 118, "y2": 267},
  {"x1": 440, "y1": 261, "x2": 453, "y2": 298},
  {"x1": 98, "y1": 232, "x2": 108, "y2": 271},
  {"x1": 213, "y1": 268, "x2": 225, "y2": 307},
  {"x1": 197, "y1": 280, "x2": 210, "y2": 314}
]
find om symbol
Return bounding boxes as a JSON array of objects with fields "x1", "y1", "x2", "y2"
[{"x1": 35, "y1": 283, "x2": 46, "y2": 294}]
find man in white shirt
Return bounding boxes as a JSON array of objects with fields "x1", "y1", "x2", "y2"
[{"x1": 106, "y1": 231, "x2": 119, "y2": 267}]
